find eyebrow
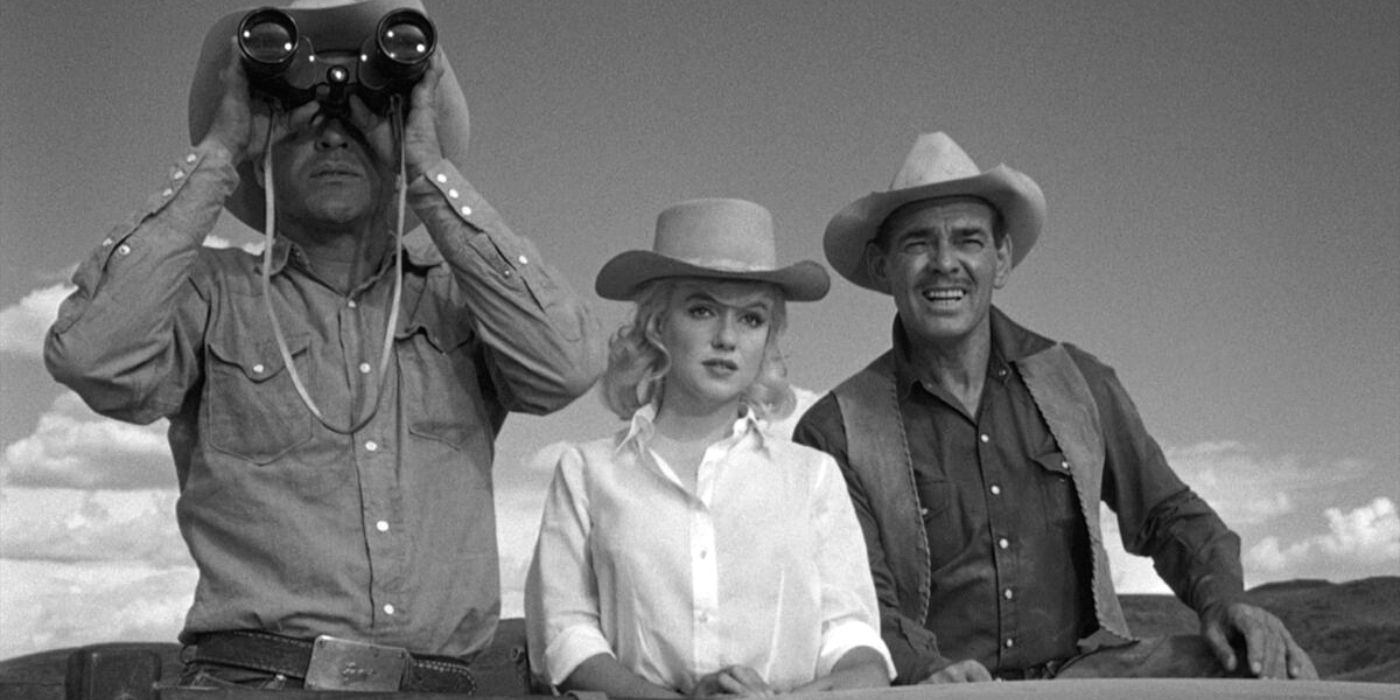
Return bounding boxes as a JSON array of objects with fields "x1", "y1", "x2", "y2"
[{"x1": 682, "y1": 289, "x2": 774, "y2": 312}]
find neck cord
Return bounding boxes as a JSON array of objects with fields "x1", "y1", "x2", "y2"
[{"x1": 259, "y1": 98, "x2": 408, "y2": 435}]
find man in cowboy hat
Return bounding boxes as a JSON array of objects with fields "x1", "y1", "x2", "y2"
[
  {"x1": 793, "y1": 132, "x2": 1315, "y2": 684},
  {"x1": 45, "y1": 0, "x2": 603, "y2": 691}
]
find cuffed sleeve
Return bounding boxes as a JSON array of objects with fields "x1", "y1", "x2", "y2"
[
  {"x1": 45, "y1": 145, "x2": 237, "y2": 423},
  {"x1": 407, "y1": 160, "x2": 604, "y2": 415}
]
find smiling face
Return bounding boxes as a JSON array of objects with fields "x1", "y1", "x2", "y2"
[
  {"x1": 656, "y1": 279, "x2": 778, "y2": 420},
  {"x1": 869, "y1": 196, "x2": 1012, "y2": 353}
]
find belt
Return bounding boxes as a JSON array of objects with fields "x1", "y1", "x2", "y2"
[{"x1": 190, "y1": 630, "x2": 476, "y2": 694}]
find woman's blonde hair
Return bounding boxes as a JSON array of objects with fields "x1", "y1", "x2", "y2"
[{"x1": 600, "y1": 278, "x2": 797, "y2": 421}]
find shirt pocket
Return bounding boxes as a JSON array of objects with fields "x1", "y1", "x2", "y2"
[
  {"x1": 397, "y1": 305, "x2": 491, "y2": 452},
  {"x1": 1033, "y1": 450, "x2": 1079, "y2": 527},
  {"x1": 205, "y1": 332, "x2": 314, "y2": 465}
]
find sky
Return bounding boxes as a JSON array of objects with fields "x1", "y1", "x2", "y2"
[{"x1": 1, "y1": 0, "x2": 1397, "y2": 661}]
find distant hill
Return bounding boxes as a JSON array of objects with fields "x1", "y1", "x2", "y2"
[
  {"x1": 2, "y1": 577, "x2": 1396, "y2": 698},
  {"x1": 1121, "y1": 576, "x2": 1400, "y2": 682}
]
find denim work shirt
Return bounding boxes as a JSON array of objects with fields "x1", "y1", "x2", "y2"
[
  {"x1": 524, "y1": 405, "x2": 893, "y2": 693},
  {"x1": 45, "y1": 144, "x2": 605, "y2": 658},
  {"x1": 794, "y1": 308, "x2": 1244, "y2": 682}
]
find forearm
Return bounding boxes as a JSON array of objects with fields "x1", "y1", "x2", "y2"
[
  {"x1": 407, "y1": 160, "x2": 604, "y2": 413},
  {"x1": 811, "y1": 647, "x2": 890, "y2": 691},
  {"x1": 562, "y1": 654, "x2": 682, "y2": 699},
  {"x1": 46, "y1": 146, "x2": 231, "y2": 420}
]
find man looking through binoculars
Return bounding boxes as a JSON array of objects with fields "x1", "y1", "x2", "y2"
[{"x1": 44, "y1": 0, "x2": 605, "y2": 692}]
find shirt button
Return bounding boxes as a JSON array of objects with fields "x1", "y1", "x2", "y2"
[
  {"x1": 365, "y1": 441, "x2": 379, "y2": 452},
  {"x1": 435, "y1": 173, "x2": 448, "y2": 184},
  {"x1": 1005, "y1": 638, "x2": 1015, "y2": 648},
  {"x1": 502, "y1": 268, "x2": 514, "y2": 278},
  {"x1": 459, "y1": 205, "x2": 472, "y2": 216},
  {"x1": 697, "y1": 611, "x2": 709, "y2": 624},
  {"x1": 998, "y1": 537, "x2": 1010, "y2": 550},
  {"x1": 101, "y1": 238, "x2": 114, "y2": 247},
  {"x1": 347, "y1": 299, "x2": 357, "y2": 308},
  {"x1": 383, "y1": 604, "x2": 395, "y2": 615},
  {"x1": 517, "y1": 255, "x2": 529, "y2": 265},
  {"x1": 980, "y1": 433, "x2": 990, "y2": 443},
  {"x1": 172, "y1": 170, "x2": 185, "y2": 180},
  {"x1": 185, "y1": 153, "x2": 198, "y2": 164},
  {"x1": 252, "y1": 364, "x2": 265, "y2": 374},
  {"x1": 117, "y1": 244, "x2": 132, "y2": 255},
  {"x1": 1004, "y1": 588, "x2": 1014, "y2": 600},
  {"x1": 698, "y1": 549, "x2": 708, "y2": 560},
  {"x1": 1061, "y1": 460, "x2": 1071, "y2": 470},
  {"x1": 358, "y1": 362, "x2": 372, "y2": 374},
  {"x1": 448, "y1": 188, "x2": 459, "y2": 199},
  {"x1": 920, "y1": 507, "x2": 930, "y2": 517},
  {"x1": 161, "y1": 188, "x2": 174, "y2": 197},
  {"x1": 376, "y1": 520, "x2": 390, "y2": 533},
  {"x1": 990, "y1": 485, "x2": 1002, "y2": 496}
]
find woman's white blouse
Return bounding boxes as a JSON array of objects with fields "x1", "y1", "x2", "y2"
[{"x1": 525, "y1": 406, "x2": 894, "y2": 693}]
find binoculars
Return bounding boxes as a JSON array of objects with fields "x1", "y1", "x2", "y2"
[{"x1": 237, "y1": 6, "x2": 436, "y2": 112}]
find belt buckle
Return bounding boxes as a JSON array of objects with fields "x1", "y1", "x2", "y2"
[{"x1": 305, "y1": 635, "x2": 411, "y2": 692}]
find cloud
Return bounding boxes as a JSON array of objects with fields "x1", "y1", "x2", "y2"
[
  {"x1": 0, "y1": 283, "x2": 71, "y2": 357},
  {"x1": 0, "y1": 559, "x2": 196, "y2": 660},
  {"x1": 1245, "y1": 497, "x2": 1400, "y2": 574},
  {"x1": 0, "y1": 487, "x2": 188, "y2": 566},
  {"x1": 1162, "y1": 440, "x2": 1371, "y2": 528},
  {"x1": 2, "y1": 392, "x2": 174, "y2": 490}
]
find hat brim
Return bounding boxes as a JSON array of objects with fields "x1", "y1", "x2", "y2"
[
  {"x1": 823, "y1": 165, "x2": 1045, "y2": 294},
  {"x1": 595, "y1": 251, "x2": 830, "y2": 303},
  {"x1": 187, "y1": 0, "x2": 470, "y2": 232}
]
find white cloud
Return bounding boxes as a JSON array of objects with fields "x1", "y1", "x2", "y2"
[
  {"x1": 1245, "y1": 497, "x2": 1400, "y2": 574},
  {"x1": 0, "y1": 487, "x2": 188, "y2": 566},
  {"x1": 0, "y1": 559, "x2": 196, "y2": 660},
  {"x1": 0, "y1": 283, "x2": 71, "y2": 357},
  {"x1": 2, "y1": 392, "x2": 174, "y2": 490}
]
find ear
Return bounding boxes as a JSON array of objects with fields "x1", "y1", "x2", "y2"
[
  {"x1": 993, "y1": 236, "x2": 1013, "y2": 289},
  {"x1": 863, "y1": 241, "x2": 890, "y2": 289}
]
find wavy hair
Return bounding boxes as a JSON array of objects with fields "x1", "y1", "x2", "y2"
[{"x1": 600, "y1": 278, "x2": 797, "y2": 422}]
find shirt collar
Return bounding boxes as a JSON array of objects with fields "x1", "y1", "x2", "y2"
[
  {"x1": 257, "y1": 227, "x2": 445, "y2": 277},
  {"x1": 616, "y1": 402, "x2": 768, "y2": 454},
  {"x1": 890, "y1": 305, "x2": 1051, "y2": 397}
]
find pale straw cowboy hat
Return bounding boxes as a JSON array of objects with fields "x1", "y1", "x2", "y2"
[
  {"x1": 596, "y1": 198, "x2": 830, "y2": 302},
  {"x1": 186, "y1": 0, "x2": 471, "y2": 231},
  {"x1": 823, "y1": 132, "x2": 1047, "y2": 294}
]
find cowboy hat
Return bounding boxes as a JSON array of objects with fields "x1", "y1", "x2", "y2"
[
  {"x1": 823, "y1": 132, "x2": 1046, "y2": 294},
  {"x1": 596, "y1": 198, "x2": 830, "y2": 302},
  {"x1": 187, "y1": 0, "x2": 471, "y2": 231}
]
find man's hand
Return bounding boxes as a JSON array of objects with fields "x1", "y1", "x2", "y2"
[
  {"x1": 919, "y1": 658, "x2": 992, "y2": 683},
  {"x1": 690, "y1": 665, "x2": 773, "y2": 697},
  {"x1": 1200, "y1": 601, "x2": 1317, "y2": 679},
  {"x1": 199, "y1": 38, "x2": 273, "y2": 163},
  {"x1": 401, "y1": 53, "x2": 446, "y2": 182}
]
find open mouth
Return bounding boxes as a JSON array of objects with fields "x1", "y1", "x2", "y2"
[{"x1": 922, "y1": 288, "x2": 967, "y2": 303}]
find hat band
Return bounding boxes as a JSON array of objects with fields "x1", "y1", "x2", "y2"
[{"x1": 673, "y1": 255, "x2": 780, "y2": 274}]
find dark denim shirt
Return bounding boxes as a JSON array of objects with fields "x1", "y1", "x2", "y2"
[
  {"x1": 45, "y1": 144, "x2": 606, "y2": 657},
  {"x1": 794, "y1": 308, "x2": 1245, "y2": 681}
]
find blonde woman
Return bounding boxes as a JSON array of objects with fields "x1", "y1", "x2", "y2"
[{"x1": 525, "y1": 199, "x2": 893, "y2": 697}]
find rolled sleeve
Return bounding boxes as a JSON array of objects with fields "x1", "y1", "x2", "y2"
[
  {"x1": 811, "y1": 453, "x2": 896, "y2": 681},
  {"x1": 525, "y1": 447, "x2": 610, "y2": 686}
]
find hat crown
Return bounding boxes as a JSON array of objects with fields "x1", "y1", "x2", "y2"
[
  {"x1": 889, "y1": 132, "x2": 982, "y2": 191},
  {"x1": 653, "y1": 199, "x2": 778, "y2": 272}
]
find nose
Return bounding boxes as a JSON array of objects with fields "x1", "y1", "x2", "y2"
[
  {"x1": 711, "y1": 315, "x2": 737, "y2": 350},
  {"x1": 931, "y1": 240, "x2": 959, "y2": 272},
  {"x1": 314, "y1": 117, "x2": 353, "y2": 152}
]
